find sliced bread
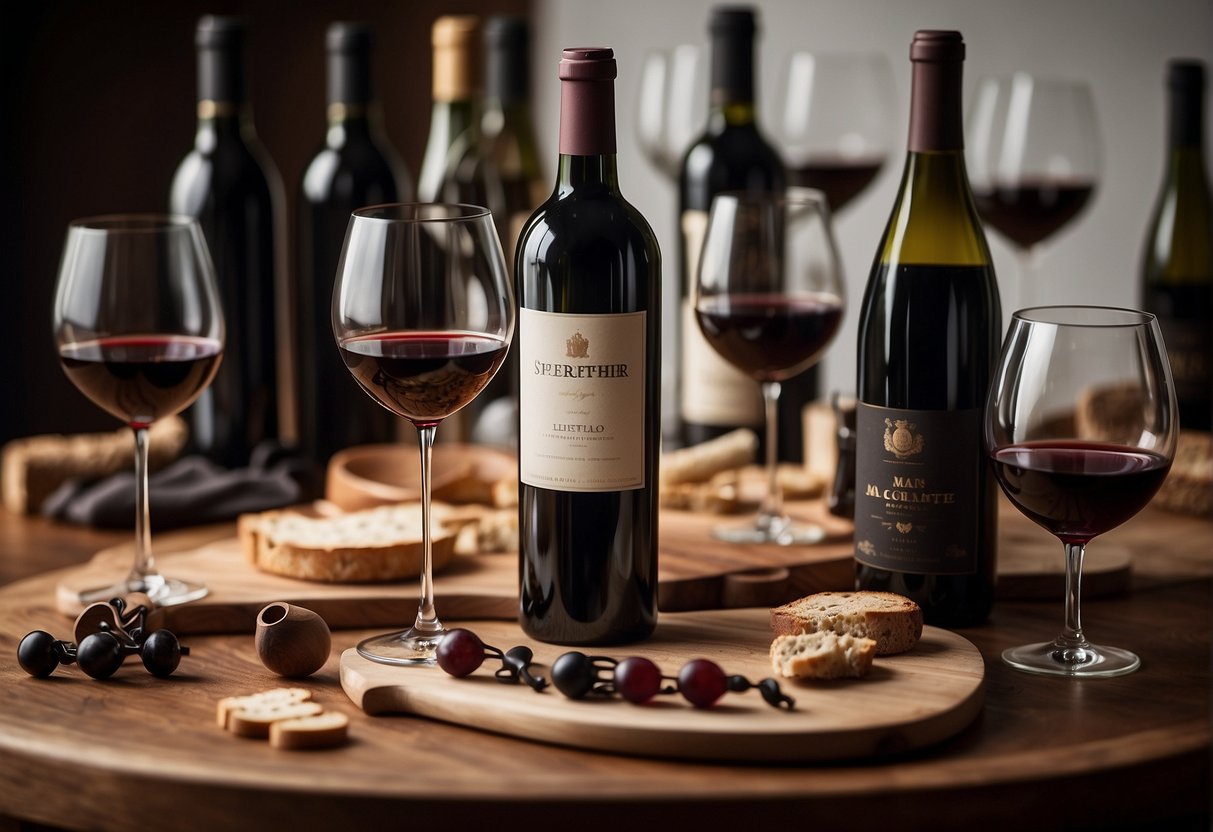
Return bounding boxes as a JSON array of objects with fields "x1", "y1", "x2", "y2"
[
  {"x1": 268, "y1": 711, "x2": 350, "y2": 750},
  {"x1": 770, "y1": 591, "x2": 923, "y2": 656},
  {"x1": 770, "y1": 632, "x2": 877, "y2": 679}
]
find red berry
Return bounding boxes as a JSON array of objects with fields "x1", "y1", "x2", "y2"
[
  {"x1": 615, "y1": 657, "x2": 663, "y2": 703},
  {"x1": 436, "y1": 629, "x2": 486, "y2": 677},
  {"x1": 677, "y1": 659, "x2": 728, "y2": 708}
]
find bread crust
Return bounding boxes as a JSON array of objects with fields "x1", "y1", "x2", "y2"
[{"x1": 770, "y1": 591, "x2": 923, "y2": 656}]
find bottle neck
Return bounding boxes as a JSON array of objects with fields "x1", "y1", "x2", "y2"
[
  {"x1": 1169, "y1": 87, "x2": 1205, "y2": 151},
  {"x1": 556, "y1": 154, "x2": 620, "y2": 193},
  {"x1": 908, "y1": 59, "x2": 964, "y2": 153},
  {"x1": 329, "y1": 52, "x2": 373, "y2": 108},
  {"x1": 710, "y1": 32, "x2": 755, "y2": 109},
  {"x1": 325, "y1": 105, "x2": 376, "y2": 147},
  {"x1": 558, "y1": 77, "x2": 616, "y2": 156}
]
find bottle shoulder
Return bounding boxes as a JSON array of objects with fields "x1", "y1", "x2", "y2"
[{"x1": 679, "y1": 125, "x2": 786, "y2": 209}]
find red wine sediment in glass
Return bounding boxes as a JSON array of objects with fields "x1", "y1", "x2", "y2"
[
  {"x1": 339, "y1": 331, "x2": 508, "y2": 427},
  {"x1": 991, "y1": 441, "x2": 1171, "y2": 545},
  {"x1": 59, "y1": 336, "x2": 223, "y2": 429},
  {"x1": 695, "y1": 293, "x2": 842, "y2": 381}
]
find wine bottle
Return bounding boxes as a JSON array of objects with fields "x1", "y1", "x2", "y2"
[
  {"x1": 170, "y1": 16, "x2": 283, "y2": 467},
  {"x1": 679, "y1": 7, "x2": 812, "y2": 459},
  {"x1": 296, "y1": 22, "x2": 412, "y2": 467},
  {"x1": 517, "y1": 47, "x2": 661, "y2": 645},
  {"x1": 468, "y1": 16, "x2": 547, "y2": 449},
  {"x1": 854, "y1": 30, "x2": 1001, "y2": 627},
  {"x1": 1141, "y1": 60, "x2": 1213, "y2": 432}
]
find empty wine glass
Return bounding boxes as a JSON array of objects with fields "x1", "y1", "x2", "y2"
[
  {"x1": 779, "y1": 52, "x2": 897, "y2": 213},
  {"x1": 53, "y1": 215, "x2": 225, "y2": 606},
  {"x1": 334, "y1": 204, "x2": 514, "y2": 665},
  {"x1": 694, "y1": 188, "x2": 845, "y2": 544},
  {"x1": 986, "y1": 306, "x2": 1177, "y2": 677},
  {"x1": 967, "y1": 75, "x2": 1100, "y2": 310},
  {"x1": 635, "y1": 45, "x2": 707, "y2": 180}
]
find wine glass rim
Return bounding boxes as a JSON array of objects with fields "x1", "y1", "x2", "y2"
[
  {"x1": 351, "y1": 202, "x2": 493, "y2": 223},
  {"x1": 975, "y1": 72, "x2": 1095, "y2": 90},
  {"x1": 68, "y1": 214, "x2": 199, "y2": 234},
  {"x1": 713, "y1": 187, "x2": 830, "y2": 210},
  {"x1": 1012, "y1": 305, "x2": 1156, "y2": 328}
]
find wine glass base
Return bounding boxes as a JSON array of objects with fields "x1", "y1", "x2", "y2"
[
  {"x1": 711, "y1": 518, "x2": 826, "y2": 546},
  {"x1": 1002, "y1": 640, "x2": 1141, "y2": 678},
  {"x1": 78, "y1": 576, "x2": 208, "y2": 608},
  {"x1": 356, "y1": 626, "x2": 448, "y2": 666}
]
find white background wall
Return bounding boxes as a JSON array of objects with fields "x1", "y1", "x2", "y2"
[{"x1": 531, "y1": 0, "x2": 1213, "y2": 399}]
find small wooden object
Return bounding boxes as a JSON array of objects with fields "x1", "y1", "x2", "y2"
[{"x1": 255, "y1": 602, "x2": 332, "y2": 678}]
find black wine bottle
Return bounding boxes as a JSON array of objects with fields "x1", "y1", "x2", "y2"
[
  {"x1": 297, "y1": 22, "x2": 413, "y2": 467},
  {"x1": 170, "y1": 16, "x2": 283, "y2": 467},
  {"x1": 517, "y1": 48, "x2": 661, "y2": 645},
  {"x1": 1141, "y1": 60, "x2": 1213, "y2": 432},
  {"x1": 854, "y1": 30, "x2": 1001, "y2": 627},
  {"x1": 679, "y1": 7, "x2": 812, "y2": 459}
]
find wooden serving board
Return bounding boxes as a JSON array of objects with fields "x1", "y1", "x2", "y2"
[{"x1": 340, "y1": 609, "x2": 985, "y2": 763}]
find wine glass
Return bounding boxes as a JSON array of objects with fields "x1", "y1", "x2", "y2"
[
  {"x1": 635, "y1": 45, "x2": 707, "y2": 180},
  {"x1": 694, "y1": 188, "x2": 845, "y2": 544},
  {"x1": 333, "y1": 203, "x2": 514, "y2": 665},
  {"x1": 53, "y1": 215, "x2": 224, "y2": 606},
  {"x1": 779, "y1": 52, "x2": 897, "y2": 213},
  {"x1": 986, "y1": 306, "x2": 1177, "y2": 677},
  {"x1": 967, "y1": 75, "x2": 1100, "y2": 310}
]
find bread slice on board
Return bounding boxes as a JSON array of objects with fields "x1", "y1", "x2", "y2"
[
  {"x1": 770, "y1": 632, "x2": 877, "y2": 679},
  {"x1": 269, "y1": 711, "x2": 350, "y2": 750},
  {"x1": 228, "y1": 701, "x2": 324, "y2": 739},
  {"x1": 770, "y1": 591, "x2": 923, "y2": 656}
]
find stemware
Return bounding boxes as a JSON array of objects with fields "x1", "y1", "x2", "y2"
[
  {"x1": 333, "y1": 203, "x2": 514, "y2": 665},
  {"x1": 635, "y1": 45, "x2": 707, "y2": 180},
  {"x1": 779, "y1": 52, "x2": 897, "y2": 213},
  {"x1": 985, "y1": 306, "x2": 1177, "y2": 677},
  {"x1": 967, "y1": 75, "x2": 1100, "y2": 310},
  {"x1": 53, "y1": 215, "x2": 224, "y2": 606},
  {"x1": 694, "y1": 188, "x2": 844, "y2": 544}
]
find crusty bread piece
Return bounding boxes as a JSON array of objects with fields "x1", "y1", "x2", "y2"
[
  {"x1": 771, "y1": 591, "x2": 923, "y2": 656},
  {"x1": 1155, "y1": 430, "x2": 1212, "y2": 517},
  {"x1": 269, "y1": 711, "x2": 350, "y2": 750},
  {"x1": 238, "y1": 503, "x2": 458, "y2": 583},
  {"x1": 228, "y1": 701, "x2": 324, "y2": 739},
  {"x1": 660, "y1": 429, "x2": 758, "y2": 485},
  {"x1": 659, "y1": 469, "x2": 742, "y2": 514},
  {"x1": 217, "y1": 688, "x2": 312, "y2": 729},
  {"x1": 1, "y1": 416, "x2": 187, "y2": 514},
  {"x1": 770, "y1": 632, "x2": 877, "y2": 679}
]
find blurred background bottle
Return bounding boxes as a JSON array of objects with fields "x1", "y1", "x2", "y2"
[
  {"x1": 170, "y1": 16, "x2": 284, "y2": 467},
  {"x1": 1140, "y1": 60, "x2": 1212, "y2": 432},
  {"x1": 297, "y1": 22, "x2": 413, "y2": 468}
]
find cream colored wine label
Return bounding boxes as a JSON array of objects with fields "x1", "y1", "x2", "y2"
[
  {"x1": 519, "y1": 308, "x2": 646, "y2": 492},
  {"x1": 679, "y1": 209, "x2": 763, "y2": 427}
]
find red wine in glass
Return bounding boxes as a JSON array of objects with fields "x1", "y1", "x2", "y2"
[
  {"x1": 972, "y1": 178, "x2": 1095, "y2": 250},
  {"x1": 790, "y1": 160, "x2": 883, "y2": 214},
  {"x1": 59, "y1": 336, "x2": 223, "y2": 429},
  {"x1": 339, "y1": 332, "x2": 509, "y2": 427},
  {"x1": 990, "y1": 441, "x2": 1171, "y2": 545},
  {"x1": 695, "y1": 293, "x2": 843, "y2": 381}
]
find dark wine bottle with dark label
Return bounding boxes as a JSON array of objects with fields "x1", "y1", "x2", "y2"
[
  {"x1": 1140, "y1": 60, "x2": 1213, "y2": 432},
  {"x1": 678, "y1": 7, "x2": 814, "y2": 460},
  {"x1": 170, "y1": 16, "x2": 283, "y2": 468},
  {"x1": 517, "y1": 48, "x2": 661, "y2": 645},
  {"x1": 297, "y1": 22, "x2": 413, "y2": 468},
  {"x1": 854, "y1": 30, "x2": 1001, "y2": 627}
]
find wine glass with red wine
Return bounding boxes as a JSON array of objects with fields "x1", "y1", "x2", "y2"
[
  {"x1": 53, "y1": 215, "x2": 224, "y2": 606},
  {"x1": 986, "y1": 306, "x2": 1177, "y2": 677},
  {"x1": 779, "y1": 52, "x2": 896, "y2": 213},
  {"x1": 695, "y1": 188, "x2": 845, "y2": 544},
  {"x1": 967, "y1": 75, "x2": 1100, "y2": 310},
  {"x1": 333, "y1": 203, "x2": 514, "y2": 665}
]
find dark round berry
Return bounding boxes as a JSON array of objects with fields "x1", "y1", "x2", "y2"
[
  {"x1": 677, "y1": 658, "x2": 728, "y2": 709},
  {"x1": 140, "y1": 629, "x2": 183, "y2": 678},
  {"x1": 551, "y1": 652, "x2": 596, "y2": 699},
  {"x1": 436, "y1": 629, "x2": 486, "y2": 677},
  {"x1": 17, "y1": 631, "x2": 61, "y2": 678},
  {"x1": 77, "y1": 632, "x2": 125, "y2": 680},
  {"x1": 615, "y1": 657, "x2": 663, "y2": 704}
]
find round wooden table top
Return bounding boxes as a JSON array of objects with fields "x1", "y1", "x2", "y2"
[{"x1": 0, "y1": 504, "x2": 1210, "y2": 832}]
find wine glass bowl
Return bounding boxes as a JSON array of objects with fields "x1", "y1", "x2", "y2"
[
  {"x1": 985, "y1": 306, "x2": 1177, "y2": 677},
  {"x1": 635, "y1": 45, "x2": 707, "y2": 180},
  {"x1": 333, "y1": 203, "x2": 514, "y2": 665},
  {"x1": 779, "y1": 52, "x2": 896, "y2": 213},
  {"x1": 694, "y1": 188, "x2": 844, "y2": 544},
  {"x1": 967, "y1": 75, "x2": 1100, "y2": 308},
  {"x1": 53, "y1": 214, "x2": 224, "y2": 607}
]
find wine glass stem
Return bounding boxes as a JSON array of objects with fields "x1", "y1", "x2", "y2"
[
  {"x1": 414, "y1": 424, "x2": 442, "y2": 635},
  {"x1": 757, "y1": 381, "x2": 784, "y2": 527},
  {"x1": 1015, "y1": 246, "x2": 1041, "y2": 312},
  {"x1": 1059, "y1": 541, "x2": 1087, "y2": 648},
  {"x1": 129, "y1": 426, "x2": 156, "y2": 585}
]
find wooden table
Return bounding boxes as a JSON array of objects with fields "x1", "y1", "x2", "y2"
[{"x1": 0, "y1": 502, "x2": 1210, "y2": 832}]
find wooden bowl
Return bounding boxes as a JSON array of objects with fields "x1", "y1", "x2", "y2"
[{"x1": 325, "y1": 443, "x2": 517, "y2": 512}]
